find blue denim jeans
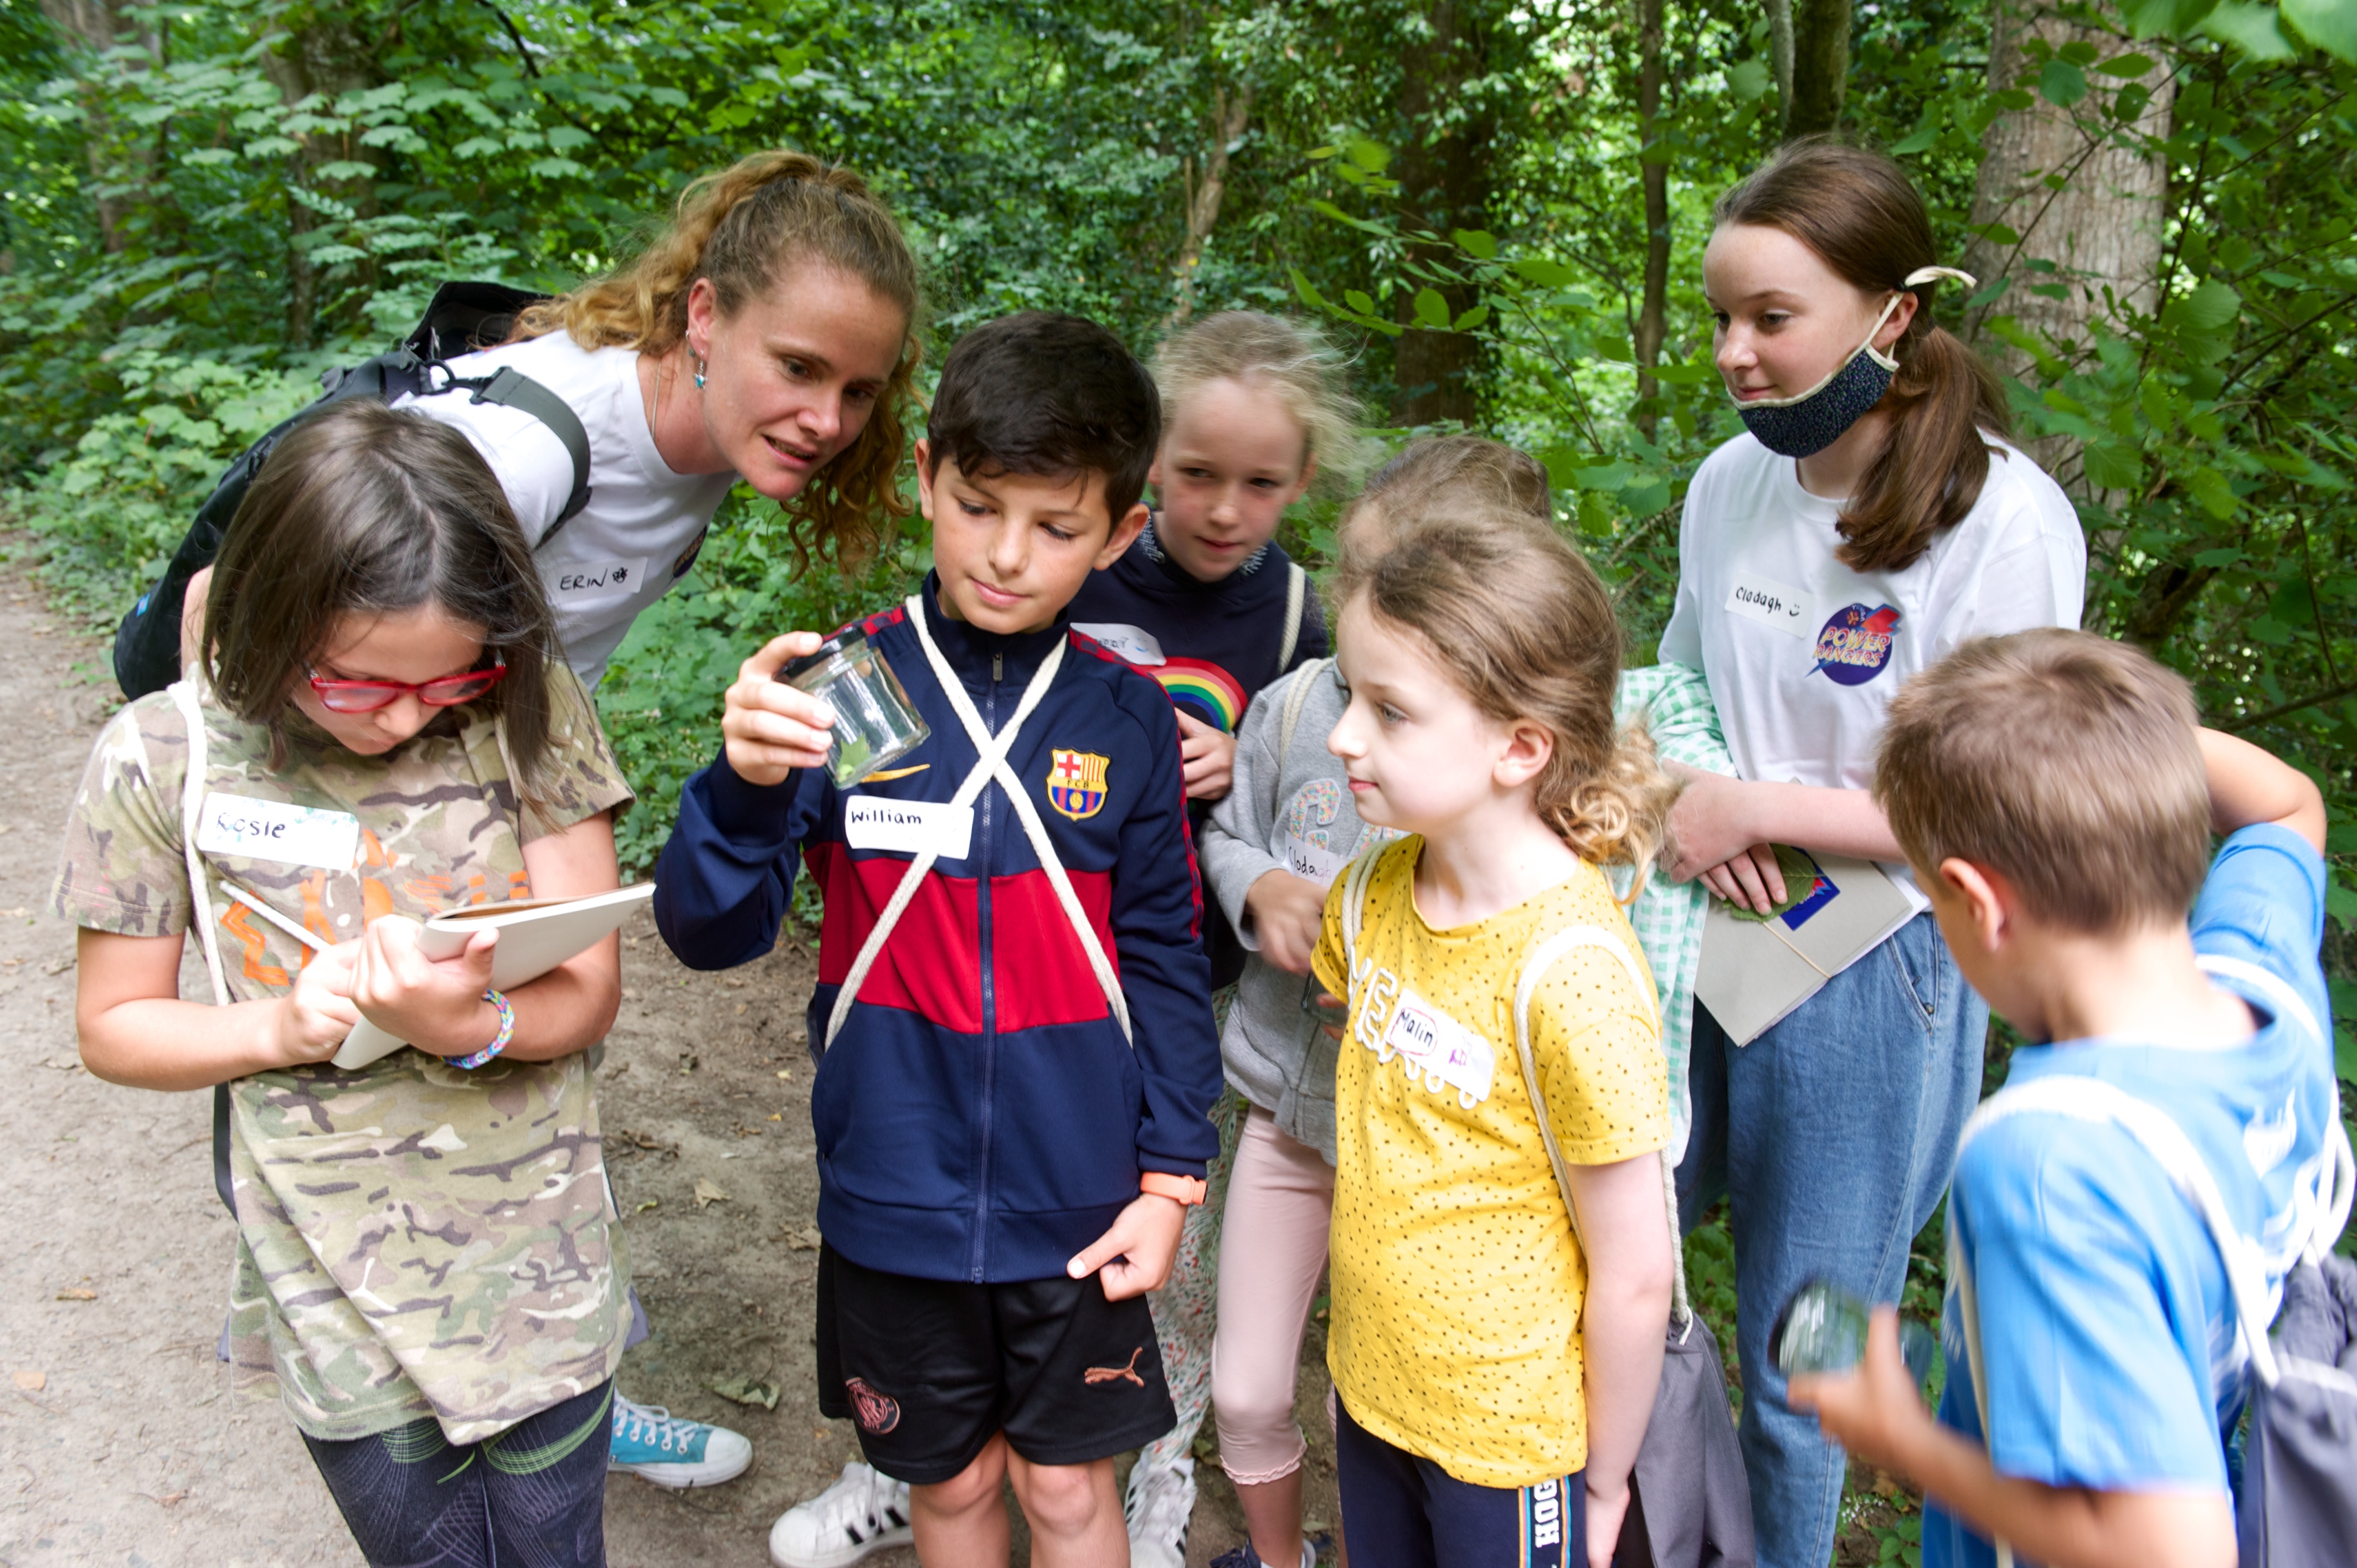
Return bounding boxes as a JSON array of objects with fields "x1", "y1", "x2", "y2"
[{"x1": 1677, "y1": 913, "x2": 1985, "y2": 1568}]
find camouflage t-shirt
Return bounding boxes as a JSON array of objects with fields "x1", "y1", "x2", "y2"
[{"x1": 51, "y1": 670, "x2": 635, "y2": 1445}]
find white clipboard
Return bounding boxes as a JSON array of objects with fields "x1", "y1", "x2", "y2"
[
  {"x1": 1692, "y1": 849, "x2": 1915, "y2": 1045},
  {"x1": 331, "y1": 884, "x2": 656, "y2": 1069}
]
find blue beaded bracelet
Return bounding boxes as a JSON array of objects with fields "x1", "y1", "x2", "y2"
[{"x1": 450, "y1": 988, "x2": 514, "y2": 1070}]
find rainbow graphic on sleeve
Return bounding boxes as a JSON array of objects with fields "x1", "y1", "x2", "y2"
[{"x1": 1153, "y1": 657, "x2": 1249, "y2": 734}]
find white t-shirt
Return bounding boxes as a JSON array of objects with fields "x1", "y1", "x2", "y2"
[
  {"x1": 1658, "y1": 432, "x2": 2084, "y2": 906},
  {"x1": 397, "y1": 332, "x2": 738, "y2": 687}
]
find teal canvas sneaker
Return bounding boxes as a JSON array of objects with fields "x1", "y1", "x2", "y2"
[{"x1": 607, "y1": 1392, "x2": 753, "y2": 1489}]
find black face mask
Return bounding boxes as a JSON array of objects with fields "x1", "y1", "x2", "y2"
[{"x1": 1730, "y1": 265, "x2": 1975, "y2": 460}]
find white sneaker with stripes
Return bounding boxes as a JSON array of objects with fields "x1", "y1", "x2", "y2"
[{"x1": 768, "y1": 1461, "x2": 915, "y2": 1568}]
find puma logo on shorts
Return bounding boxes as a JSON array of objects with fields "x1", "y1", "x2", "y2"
[{"x1": 1082, "y1": 1347, "x2": 1147, "y2": 1388}]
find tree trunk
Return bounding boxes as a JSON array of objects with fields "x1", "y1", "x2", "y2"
[
  {"x1": 1962, "y1": 0, "x2": 2175, "y2": 470},
  {"x1": 1168, "y1": 85, "x2": 1254, "y2": 329},
  {"x1": 1633, "y1": 0, "x2": 1668, "y2": 441},
  {"x1": 39, "y1": 0, "x2": 154, "y2": 252},
  {"x1": 258, "y1": 2, "x2": 383, "y2": 349},
  {"x1": 1391, "y1": 2, "x2": 1494, "y2": 427},
  {"x1": 1785, "y1": 0, "x2": 1849, "y2": 138},
  {"x1": 1764, "y1": 0, "x2": 1795, "y2": 128}
]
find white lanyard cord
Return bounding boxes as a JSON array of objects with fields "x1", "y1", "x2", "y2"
[
  {"x1": 167, "y1": 679, "x2": 231, "y2": 1008},
  {"x1": 822, "y1": 599, "x2": 1131, "y2": 1050}
]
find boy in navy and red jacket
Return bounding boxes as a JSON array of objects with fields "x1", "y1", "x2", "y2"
[{"x1": 653, "y1": 312, "x2": 1221, "y2": 1566}]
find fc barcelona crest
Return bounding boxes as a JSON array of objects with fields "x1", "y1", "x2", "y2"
[{"x1": 1047, "y1": 749, "x2": 1111, "y2": 821}]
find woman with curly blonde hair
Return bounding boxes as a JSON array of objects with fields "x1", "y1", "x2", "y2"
[{"x1": 183, "y1": 149, "x2": 922, "y2": 692}]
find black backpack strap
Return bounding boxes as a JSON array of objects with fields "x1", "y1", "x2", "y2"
[
  {"x1": 212, "y1": 1081, "x2": 235, "y2": 1218},
  {"x1": 465, "y1": 366, "x2": 594, "y2": 536}
]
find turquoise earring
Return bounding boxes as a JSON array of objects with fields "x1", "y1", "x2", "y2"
[{"x1": 692, "y1": 350, "x2": 707, "y2": 390}]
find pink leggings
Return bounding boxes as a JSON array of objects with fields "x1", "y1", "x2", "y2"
[{"x1": 1209, "y1": 1105, "x2": 1337, "y2": 1487}]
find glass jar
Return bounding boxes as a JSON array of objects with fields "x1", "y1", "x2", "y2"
[
  {"x1": 779, "y1": 632, "x2": 929, "y2": 789},
  {"x1": 1772, "y1": 1278, "x2": 1938, "y2": 1390}
]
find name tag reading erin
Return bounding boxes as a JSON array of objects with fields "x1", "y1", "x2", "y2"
[
  {"x1": 843, "y1": 796, "x2": 974, "y2": 860},
  {"x1": 550, "y1": 558, "x2": 650, "y2": 601},
  {"x1": 1724, "y1": 572, "x2": 1814, "y2": 640},
  {"x1": 194, "y1": 793, "x2": 361, "y2": 870}
]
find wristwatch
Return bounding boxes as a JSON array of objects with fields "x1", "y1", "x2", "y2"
[{"x1": 1139, "y1": 1171, "x2": 1208, "y2": 1206}]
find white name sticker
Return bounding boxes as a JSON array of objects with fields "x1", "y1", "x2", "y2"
[
  {"x1": 1281, "y1": 831, "x2": 1345, "y2": 885},
  {"x1": 1071, "y1": 622, "x2": 1166, "y2": 667},
  {"x1": 549, "y1": 558, "x2": 650, "y2": 600},
  {"x1": 1378, "y1": 988, "x2": 1495, "y2": 1108},
  {"x1": 843, "y1": 796, "x2": 975, "y2": 860},
  {"x1": 1724, "y1": 572, "x2": 1814, "y2": 640},
  {"x1": 194, "y1": 793, "x2": 361, "y2": 871}
]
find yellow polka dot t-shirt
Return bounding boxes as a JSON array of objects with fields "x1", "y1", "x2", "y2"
[{"x1": 1313, "y1": 837, "x2": 1669, "y2": 1488}]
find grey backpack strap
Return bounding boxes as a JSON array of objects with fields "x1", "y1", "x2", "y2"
[
  {"x1": 465, "y1": 367, "x2": 593, "y2": 534},
  {"x1": 1278, "y1": 561, "x2": 1307, "y2": 669},
  {"x1": 1277, "y1": 657, "x2": 1331, "y2": 762}
]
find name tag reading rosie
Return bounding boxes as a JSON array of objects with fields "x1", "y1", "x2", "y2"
[
  {"x1": 194, "y1": 793, "x2": 362, "y2": 871},
  {"x1": 843, "y1": 796, "x2": 974, "y2": 860}
]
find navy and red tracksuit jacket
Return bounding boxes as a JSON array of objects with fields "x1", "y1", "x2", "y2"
[{"x1": 652, "y1": 579, "x2": 1224, "y2": 1285}]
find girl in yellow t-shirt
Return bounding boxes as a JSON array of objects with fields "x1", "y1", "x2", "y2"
[{"x1": 1309, "y1": 508, "x2": 1679, "y2": 1568}]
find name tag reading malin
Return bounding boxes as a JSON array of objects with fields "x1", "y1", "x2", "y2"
[
  {"x1": 1724, "y1": 572, "x2": 1814, "y2": 640},
  {"x1": 1378, "y1": 988, "x2": 1495, "y2": 1108},
  {"x1": 843, "y1": 796, "x2": 974, "y2": 860},
  {"x1": 194, "y1": 793, "x2": 361, "y2": 871}
]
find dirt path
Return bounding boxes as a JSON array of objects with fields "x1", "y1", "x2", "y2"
[{"x1": 0, "y1": 570, "x2": 1339, "y2": 1566}]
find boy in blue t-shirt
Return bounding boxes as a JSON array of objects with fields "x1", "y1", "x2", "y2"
[{"x1": 1789, "y1": 629, "x2": 2340, "y2": 1568}]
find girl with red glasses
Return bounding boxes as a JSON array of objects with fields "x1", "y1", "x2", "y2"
[{"x1": 53, "y1": 399, "x2": 634, "y2": 1567}]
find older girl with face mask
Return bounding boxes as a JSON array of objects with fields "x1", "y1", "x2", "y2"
[{"x1": 1658, "y1": 139, "x2": 2085, "y2": 1568}]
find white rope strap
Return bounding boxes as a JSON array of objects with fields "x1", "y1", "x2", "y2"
[
  {"x1": 1948, "y1": 1220, "x2": 2015, "y2": 1568},
  {"x1": 2190, "y1": 955, "x2": 2353, "y2": 1258},
  {"x1": 1278, "y1": 561, "x2": 1306, "y2": 669},
  {"x1": 825, "y1": 600, "x2": 1131, "y2": 1050},
  {"x1": 822, "y1": 601, "x2": 1069, "y2": 1049},
  {"x1": 166, "y1": 679, "x2": 231, "y2": 1008},
  {"x1": 907, "y1": 601, "x2": 1129, "y2": 1044},
  {"x1": 1510, "y1": 926, "x2": 1690, "y2": 1329},
  {"x1": 1961, "y1": 1076, "x2": 2283, "y2": 1388},
  {"x1": 1336, "y1": 839, "x2": 1383, "y2": 982}
]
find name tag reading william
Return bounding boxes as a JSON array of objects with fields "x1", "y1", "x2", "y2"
[
  {"x1": 844, "y1": 796, "x2": 974, "y2": 860},
  {"x1": 194, "y1": 793, "x2": 361, "y2": 871}
]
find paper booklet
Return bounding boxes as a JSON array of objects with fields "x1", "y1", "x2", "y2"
[
  {"x1": 332, "y1": 883, "x2": 657, "y2": 1069},
  {"x1": 1691, "y1": 847, "x2": 1917, "y2": 1046}
]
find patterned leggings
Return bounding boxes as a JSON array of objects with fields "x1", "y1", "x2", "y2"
[
  {"x1": 301, "y1": 1380, "x2": 614, "y2": 1568},
  {"x1": 1140, "y1": 1082, "x2": 1243, "y2": 1473}
]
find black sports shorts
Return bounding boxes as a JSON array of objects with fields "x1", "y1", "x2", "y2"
[{"x1": 815, "y1": 1242, "x2": 1176, "y2": 1485}]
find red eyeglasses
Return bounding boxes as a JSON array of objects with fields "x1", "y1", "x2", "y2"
[{"x1": 306, "y1": 658, "x2": 507, "y2": 714}]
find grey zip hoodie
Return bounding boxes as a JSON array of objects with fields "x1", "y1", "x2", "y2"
[{"x1": 1200, "y1": 658, "x2": 1391, "y2": 1162}]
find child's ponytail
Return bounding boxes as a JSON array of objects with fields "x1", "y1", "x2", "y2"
[{"x1": 1334, "y1": 511, "x2": 1678, "y2": 893}]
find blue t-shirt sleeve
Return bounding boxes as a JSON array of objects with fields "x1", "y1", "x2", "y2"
[
  {"x1": 2190, "y1": 822, "x2": 2329, "y2": 1043},
  {"x1": 1949, "y1": 1118, "x2": 2231, "y2": 1497}
]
